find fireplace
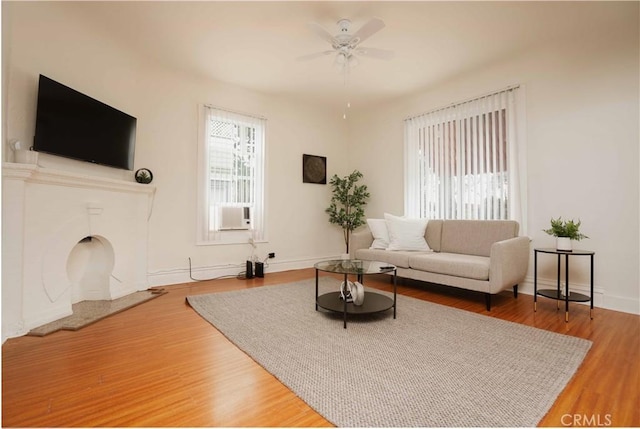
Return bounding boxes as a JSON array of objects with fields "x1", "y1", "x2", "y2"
[
  {"x1": 67, "y1": 236, "x2": 115, "y2": 302},
  {"x1": 2, "y1": 163, "x2": 155, "y2": 340}
]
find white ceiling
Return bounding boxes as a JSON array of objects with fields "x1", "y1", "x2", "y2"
[{"x1": 67, "y1": 1, "x2": 626, "y2": 107}]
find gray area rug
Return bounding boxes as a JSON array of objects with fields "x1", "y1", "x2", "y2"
[
  {"x1": 187, "y1": 278, "x2": 592, "y2": 427},
  {"x1": 28, "y1": 290, "x2": 166, "y2": 336}
]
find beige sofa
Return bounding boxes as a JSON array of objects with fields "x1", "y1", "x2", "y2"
[{"x1": 350, "y1": 219, "x2": 530, "y2": 310}]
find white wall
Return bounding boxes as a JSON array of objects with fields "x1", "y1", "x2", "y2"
[
  {"x1": 2, "y1": 1, "x2": 349, "y2": 296},
  {"x1": 349, "y1": 4, "x2": 639, "y2": 314}
]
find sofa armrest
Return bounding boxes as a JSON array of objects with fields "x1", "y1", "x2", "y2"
[
  {"x1": 350, "y1": 227, "x2": 373, "y2": 255},
  {"x1": 489, "y1": 236, "x2": 530, "y2": 293}
]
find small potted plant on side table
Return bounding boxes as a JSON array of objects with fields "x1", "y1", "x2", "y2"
[{"x1": 543, "y1": 217, "x2": 589, "y2": 251}]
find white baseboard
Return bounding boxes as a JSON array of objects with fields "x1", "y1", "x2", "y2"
[
  {"x1": 601, "y1": 294, "x2": 640, "y2": 315},
  {"x1": 148, "y1": 255, "x2": 342, "y2": 287}
]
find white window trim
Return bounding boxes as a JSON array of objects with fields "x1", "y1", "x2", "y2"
[{"x1": 196, "y1": 104, "x2": 267, "y2": 245}]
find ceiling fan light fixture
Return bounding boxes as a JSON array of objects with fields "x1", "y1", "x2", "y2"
[
  {"x1": 337, "y1": 18, "x2": 351, "y2": 32},
  {"x1": 301, "y1": 16, "x2": 391, "y2": 70},
  {"x1": 301, "y1": 16, "x2": 391, "y2": 118}
]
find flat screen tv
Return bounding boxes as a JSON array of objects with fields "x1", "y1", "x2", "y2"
[{"x1": 33, "y1": 75, "x2": 136, "y2": 170}]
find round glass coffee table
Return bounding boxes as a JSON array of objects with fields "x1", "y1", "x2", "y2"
[{"x1": 314, "y1": 259, "x2": 397, "y2": 328}]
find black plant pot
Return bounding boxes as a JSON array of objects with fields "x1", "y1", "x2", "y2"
[{"x1": 135, "y1": 168, "x2": 153, "y2": 184}]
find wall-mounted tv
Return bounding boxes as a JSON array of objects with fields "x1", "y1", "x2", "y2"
[{"x1": 33, "y1": 75, "x2": 136, "y2": 171}]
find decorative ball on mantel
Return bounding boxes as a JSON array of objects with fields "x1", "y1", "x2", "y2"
[{"x1": 135, "y1": 168, "x2": 153, "y2": 184}]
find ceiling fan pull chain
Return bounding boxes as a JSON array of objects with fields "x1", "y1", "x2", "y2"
[{"x1": 343, "y1": 62, "x2": 351, "y2": 119}]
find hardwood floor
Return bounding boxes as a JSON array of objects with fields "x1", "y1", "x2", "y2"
[{"x1": 3, "y1": 268, "x2": 639, "y2": 427}]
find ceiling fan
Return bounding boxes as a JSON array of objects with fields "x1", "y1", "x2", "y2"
[{"x1": 298, "y1": 17, "x2": 394, "y2": 69}]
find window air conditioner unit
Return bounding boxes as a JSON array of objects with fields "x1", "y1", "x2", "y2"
[{"x1": 219, "y1": 206, "x2": 251, "y2": 230}]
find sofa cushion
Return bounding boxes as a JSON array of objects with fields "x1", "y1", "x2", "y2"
[
  {"x1": 425, "y1": 219, "x2": 443, "y2": 252},
  {"x1": 384, "y1": 213, "x2": 430, "y2": 251},
  {"x1": 408, "y1": 253, "x2": 490, "y2": 280},
  {"x1": 354, "y1": 249, "x2": 432, "y2": 269},
  {"x1": 366, "y1": 218, "x2": 390, "y2": 249},
  {"x1": 440, "y1": 220, "x2": 519, "y2": 257}
]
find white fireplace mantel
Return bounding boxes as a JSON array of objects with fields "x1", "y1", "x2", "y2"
[
  {"x1": 2, "y1": 162, "x2": 156, "y2": 195},
  {"x1": 2, "y1": 163, "x2": 156, "y2": 341}
]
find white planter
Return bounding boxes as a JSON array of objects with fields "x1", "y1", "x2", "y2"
[
  {"x1": 556, "y1": 237, "x2": 572, "y2": 251},
  {"x1": 14, "y1": 149, "x2": 38, "y2": 164}
]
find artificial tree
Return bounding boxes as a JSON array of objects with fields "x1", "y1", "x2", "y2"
[{"x1": 325, "y1": 170, "x2": 370, "y2": 254}]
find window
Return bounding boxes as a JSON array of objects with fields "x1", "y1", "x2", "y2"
[
  {"x1": 404, "y1": 87, "x2": 526, "y2": 233},
  {"x1": 197, "y1": 106, "x2": 266, "y2": 244}
]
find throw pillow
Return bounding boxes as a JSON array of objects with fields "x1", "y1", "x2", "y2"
[
  {"x1": 367, "y1": 218, "x2": 390, "y2": 249},
  {"x1": 384, "y1": 213, "x2": 431, "y2": 251}
]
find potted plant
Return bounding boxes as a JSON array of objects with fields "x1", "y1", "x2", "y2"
[
  {"x1": 543, "y1": 217, "x2": 589, "y2": 251},
  {"x1": 325, "y1": 170, "x2": 370, "y2": 256},
  {"x1": 135, "y1": 168, "x2": 153, "y2": 184}
]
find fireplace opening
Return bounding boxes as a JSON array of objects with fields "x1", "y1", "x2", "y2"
[{"x1": 66, "y1": 235, "x2": 115, "y2": 303}]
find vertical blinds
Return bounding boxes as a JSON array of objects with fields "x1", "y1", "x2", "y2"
[{"x1": 404, "y1": 87, "x2": 526, "y2": 233}]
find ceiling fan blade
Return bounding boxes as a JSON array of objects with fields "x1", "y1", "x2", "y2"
[
  {"x1": 351, "y1": 17, "x2": 385, "y2": 45},
  {"x1": 355, "y1": 46, "x2": 395, "y2": 60},
  {"x1": 296, "y1": 50, "x2": 335, "y2": 61},
  {"x1": 307, "y1": 22, "x2": 337, "y2": 45}
]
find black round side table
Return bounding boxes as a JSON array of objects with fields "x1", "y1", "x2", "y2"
[{"x1": 533, "y1": 248, "x2": 595, "y2": 322}]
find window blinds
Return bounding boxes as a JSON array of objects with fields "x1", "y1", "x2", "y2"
[{"x1": 404, "y1": 87, "x2": 527, "y2": 234}]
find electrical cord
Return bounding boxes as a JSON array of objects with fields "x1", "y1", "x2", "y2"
[
  {"x1": 236, "y1": 271, "x2": 251, "y2": 280},
  {"x1": 260, "y1": 255, "x2": 272, "y2": 269},
  {"x1": 188, "y1": 251, "x2": 274, "y2": 282},
  {"x1": 188, "y1": 257, "x2": 244, "y2": 282}
]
